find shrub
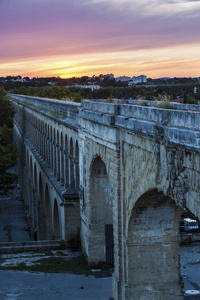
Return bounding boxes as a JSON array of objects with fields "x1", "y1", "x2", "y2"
[{"x1": 156, "y1": 101, "x2": 173, "y2": 109}]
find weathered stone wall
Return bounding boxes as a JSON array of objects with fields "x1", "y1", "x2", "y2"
[
  {"x1": 12, "y1": 97, "x2": 81, "y2": 247},
  {"x1": 79, "y1": 99, "x2": 200, "y2": 300},
  {"x1": 9, "y1": 93, "x2": 80, "y2": 122},
  {"x1": 79, "y1": 131, "x2": 121, "y2": 264}
]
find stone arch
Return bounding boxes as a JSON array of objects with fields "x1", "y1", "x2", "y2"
[
  {"x1": 33, "y1": 163, "x2": 37, "y2": 190},
  {"x1": 45, "y1": 183, "x2": 52, "y2": 239},
  {"x1": 50, "y1": 126, "x2": 53, "y2": 171},
  {"x1": 42, "y1": 121, "x2": 45, "y2": 159},
  {"x1": 41, "y1": 120, "x2": 44, "y2": 158},
  {"x1": 70, "y1": 137, "x2": 74, "y2": 186},
  {"x1": 87, "y1": 155, "x2": 113, "y2": 263},
  {"x1": 38, "y1": 172, "x2": 45, "y2": 240},
  {"x1": 22, "y1": 144, "x2": 26, "y2": 166},
  {"x1": 60, "y1": 132, "x2": 64, "y2": 185},
  {"x1": 47, "y1": 124, "x2": 50, "y2": 167},
  {"x1": 53, "y1": 128, "x2": 56, "y2": 177},
  {"x1": 56, "y1": 130, "x2": 60, "y2": 180},
  {"x1": 53, "y1": 199, "x2": 61, "y2": 240},
  {"x1": 65, "y1": 134, "x2": 69, "y2": 187},
  {"x1": 125, "y1": 189, "x2": 183, "y2": 299},
  {"x1": 75, "y1": 140, "x2": 79, "y2": 189},
  {"x1": 39, "y1": 119, "x2": 42, "y2": 154},
  {"x1": 26, "y1": 150, "x2": 29, "y2": 170},
  {"x1": 44, "y1": 122, "x2": 47, "y2": 162},
  {"x1": 33, "y1": 162, "x2": 38, "y2": 232},
  {"x1": 30, "y1": 156, "x2": 33, "y2": 179}
]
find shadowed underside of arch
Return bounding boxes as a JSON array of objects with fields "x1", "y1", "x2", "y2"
[
  {"x1": 54, "y1": 199, "x2": 60, "y2": 240},
  {"x1": 124, "y1": 189, "x2": 184, "y2": 299},
  {"x1": 87, "y1": 156, "x2": 114, "y2": 264}
]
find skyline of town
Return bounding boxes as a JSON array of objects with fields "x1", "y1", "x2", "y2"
[{"x1": 2, "y1": 73, "x2": 200, "y2": 79}]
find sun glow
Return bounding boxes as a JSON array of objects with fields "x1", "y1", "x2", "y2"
[{"x1": 1, "y1": 42, "x2": 200, "y2": 78}]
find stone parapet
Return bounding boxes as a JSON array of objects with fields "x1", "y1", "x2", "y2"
[
  {"x1": 81, "y1": 100, "x2": 200, "y2": 151},
  {"x1": 9, "y1": 93, "x2": 80, "y2": 122}
]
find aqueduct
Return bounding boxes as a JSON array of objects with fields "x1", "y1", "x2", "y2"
[{"x1": 10, "y1": 94, "x2": 200, "y2": 299}]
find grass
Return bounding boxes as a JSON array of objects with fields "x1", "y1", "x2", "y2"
[
  {"x1": 156, "y1": 101, "x2": 173, "y2": 109},
  {"x1": 0, "y1": 255, "x2": 93, "y2": 275},
  {"x1": 48, "y1": 110, "x2": 68, "y2": 119},
  {"x1": 0, "y1": 250, "x2": 114, "y2": 276}
]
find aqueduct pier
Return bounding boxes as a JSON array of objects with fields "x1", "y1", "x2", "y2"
[{"x1": 10, "y1": 94, "x2": 200, "y2": 299}]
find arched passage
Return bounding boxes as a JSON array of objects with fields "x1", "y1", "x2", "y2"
[
  {"x1": 56, "y1": 130, "x2": 60, "y2": 181},
  {"x1": 60, "y1": 132, "x2": 64, "y2": 185},
  {"x1": 45, "y1": 183, "x2": 52, "y2": 240},
  {"x1": 53, "y1": 128, "x2": 56, "y2": 177},
  {"x1": 26, "y1": 150, "x2": 29, "y2": 170},
  {"x1": 65, "y1": 134, "x2": 69, "y2": 187},
  {"x1": 53, "y1": 199, "x2": 60, "y2": 240},
  {"x1": 30, "y1": 156, "x2": 33, "y2": 179},
  {"x1": 38, "y1": 172, "x2": 45, "y2": 240},
  {"x1": 75, "y1": 140, "x2": 79, "y2": 189},
  {"x1": 70, "y1": 137, "x2": 74, "y2": 186},
  {"x1": 125, "y1": 189, "x2": 183, "y2": 299},
  {"x1": 87, "y1": 156, "x2": 113, "y2": 263},
  {"x1": 31, "y1": 161, "x2": 37, "y2": 235}
]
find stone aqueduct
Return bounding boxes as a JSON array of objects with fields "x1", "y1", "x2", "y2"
[{"x1": 10, "y1": 94, "x2": 200, "y2": 299}]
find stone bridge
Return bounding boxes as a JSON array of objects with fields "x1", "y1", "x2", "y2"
[{"x1": 10, "y1": 94, "x2": 200, "y2": 300}]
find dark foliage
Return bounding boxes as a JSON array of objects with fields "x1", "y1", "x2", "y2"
[{"x1": 0, "y1": 88, "x2": 17, "y2": 195}]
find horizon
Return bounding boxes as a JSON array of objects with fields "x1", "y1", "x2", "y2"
[
  {"x1": 2, "y1": 74, "x2": 200, "y2": 80},
  {"x1": 1, "y1": 0, "x2": 200, "y2": 78}
]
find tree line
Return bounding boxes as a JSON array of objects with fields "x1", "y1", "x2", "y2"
[
  {"x1": 0, "y1": 88, "x2": 17, "y2": 195},
  {"x1": 10, "y1": 83, "x2": 200, "y2": 104}
]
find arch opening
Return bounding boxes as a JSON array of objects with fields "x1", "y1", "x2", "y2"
[
  {"x1": 88, "y1": 156, "x2": 113, "y2": 264},
  {"x1": 38, "y1": 172, "x2": 45, "y2": 240},
  {"x1": 45, "y1": 183, "x2": 52, "y2": 240},
  {"x1": 53, "y1": 199, "x2": 60, "y2": 240},
  {"x1": 125, "y1": 189, "x2": 183, "y2": 299},
  {"x1": 70, "y1": 137, "x2": 74, "y2": 186}
]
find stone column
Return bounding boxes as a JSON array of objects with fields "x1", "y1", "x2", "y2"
[{"x1": 61, "y1": 193, "x2": 81, "y2": 248}]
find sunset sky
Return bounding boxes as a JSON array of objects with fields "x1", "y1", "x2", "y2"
[{"x1": 1, "y1": 0, "x2": 200, "y2": 78}]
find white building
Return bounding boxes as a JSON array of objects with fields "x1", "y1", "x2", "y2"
[
  {"x1": 116, "y1": 76, "x2": 132, "y2": 82},
  {"x1": 128, "y1": 75, "x2": 147, "y2": 86},
  {"x1": 67, "y1": 84, "x2": 101, "y2": 91},
  {"x1": 116, "y1": 75, "x2": 147, "y2": 85}
]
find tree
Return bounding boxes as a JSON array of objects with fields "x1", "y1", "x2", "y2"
[{"x1": 0, "y1": 88, "x2": 17, "y2": 194}]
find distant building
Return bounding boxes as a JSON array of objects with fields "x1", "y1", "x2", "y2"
[
  {"x1": 128, "y1": 75, "x2": 147, "y2": 86},
  {"x1": 116, "y1": 76, "x2": 131, "y2": 82},
  {"x1": 11, "y1": 76, "x2": 25, "y2": 83},
  {"x1": 67, "y1": 84, "x2": 101, "y2": 91},
  {"x1": 108, "y1": 73, "x2": 114, "y2": 80}
]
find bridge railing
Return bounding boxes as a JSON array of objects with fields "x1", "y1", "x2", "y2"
[
  {"x1": 9, "y1": 94, "x2": 81, "y2": 122},
  {"x1": 80, "y1": 100, "x2": 200, "y2": 151},
  {"x1": 81, "y1": 100, "x2": 200, "y2": 130}
]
